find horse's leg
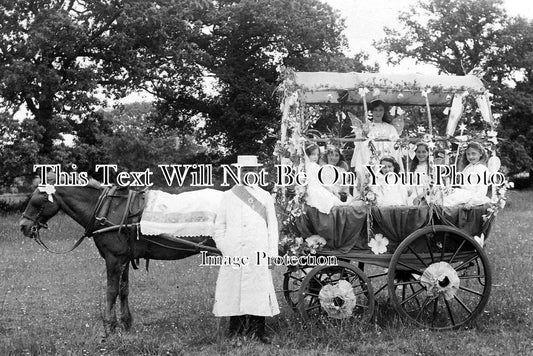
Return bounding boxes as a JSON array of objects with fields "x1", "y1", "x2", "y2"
[
  {"x1": 103, "y1": 254, "x2": 121, "y2": 336},
  {"x1": 119, "y1": 260, "x2": 132, "y2": 330}
]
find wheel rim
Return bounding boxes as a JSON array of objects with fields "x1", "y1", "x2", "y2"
[
  {"x1": 388, "y1": 226, "x2": 492, "y2": 330},
  {"x1": 298, "y1": 261, "x2": 375, "y2": 322},
  {"x1": 283, "y1": 268, "x2": 309, "y2": 311}
]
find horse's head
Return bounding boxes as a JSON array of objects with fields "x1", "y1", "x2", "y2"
[{"x1": 19, "y1": 186, "x2": 61, "y2": 238}]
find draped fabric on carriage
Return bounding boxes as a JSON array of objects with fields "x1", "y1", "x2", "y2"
[
  {"x1": 297, "y1": 205, "x2": 368, "y2": 253},
  {"x1": 296, "y1": 204, "x2": 490, "y2": 253}
]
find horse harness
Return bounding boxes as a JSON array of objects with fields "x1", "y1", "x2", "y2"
[{"x1": 27, "y1": 186, "x2": 220, "y2": 268}]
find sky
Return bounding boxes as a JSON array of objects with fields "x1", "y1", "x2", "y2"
[{"x1": 323, "y1": 0, "x2": 533, "y2": 74}]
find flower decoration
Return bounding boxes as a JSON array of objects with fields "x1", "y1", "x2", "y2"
[
  {"x1": 358, "y1": 87, "x2": 369, "y2": 97},
  {"x1": 420, "y1": 261, "x2": 460, "y2": 300},
  {"x1": 397, "y1": 93, "x2": 404, "y2": 99},
  {"x1": 474, "y1": 233, "x2": 485, "y2": 248},
  {"x1": 37, "y1": 185, "x2": 56, "y2": 202},
  {"x1": 368, "y1": 233, "x2": 389, "y2": 255},
  {"x1": 305, "y1": 235, "x2": 327, "y2": 253},
  {"x1": 421, "y1": 88, "x2": 432, "y2": 98},
  {"x1": 372, "y1": 88, "x2": 381, "y2": 97},
  {"x1": 487, "y1": 130, "x2": 497, "y2": 138},
  {"x1": 318, "y1": 280, "x2": 357, "y2": 319}
]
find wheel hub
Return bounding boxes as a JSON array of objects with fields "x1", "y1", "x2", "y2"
[{"x1": 420, "y1": 261, "x2": 460, "y2": 300}]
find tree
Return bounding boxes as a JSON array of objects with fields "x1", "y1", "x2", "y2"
[
  {"x1": 152, "y1": 0, "x2": 370, "y2": 157},
  {"x1": 375, "y1": 0, "x2": 533, "y2": 175},
  {"x1": 0, "y1": 112, "x2": 40, "y2": 187},
  {"x1": 0, "y1": 0, "x2": 206, "y2": 157}
]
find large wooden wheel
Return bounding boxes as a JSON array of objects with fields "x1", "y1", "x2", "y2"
[
  {"x1": 297, "y1": 261, "x2": 375, "y2": 322},
  {"x1": 388, "y1": 225, "x2": 492, "y2": 330}
]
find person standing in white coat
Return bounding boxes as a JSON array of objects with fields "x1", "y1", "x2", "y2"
[{"x1": 212, "y1": 155, "x2": 279, "y2": 343}]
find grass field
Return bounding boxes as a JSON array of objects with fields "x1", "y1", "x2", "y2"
[{"x1": 1, "y1": 190, "x2": 532, "y2": 355}]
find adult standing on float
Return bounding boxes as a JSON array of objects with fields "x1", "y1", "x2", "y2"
[
  {"x1": 350, "y1": 99, "x2": 404, "y2": 182},
  {"x1": 212, "y1": 155, "x2": 279, "y2": 344}
]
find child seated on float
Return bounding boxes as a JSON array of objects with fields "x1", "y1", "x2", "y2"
[
  {"x1": 408, "y1": 142, "x2": 430, "y2": 205},
  {"x1": 441, "y1": 142, "x2": 491, "y2": 207},
  {"x1": 304, "y1": 144, "x2": 343, "y2": 214},
  {"x1": 319, "y1": 145, "x2": 352, "y2": 202},
  {"x1": 370, "y1": 156, "x2": 409, "y2": 206}
]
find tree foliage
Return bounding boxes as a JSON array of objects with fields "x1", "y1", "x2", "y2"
[
  {"x1": 0, "y1": 0, "x2": 206, "y2": 156},
  {"x1": 375, "y1": 0, "x2": 533, "y2": 175},
  {"x1": 0, "y1": 0, "x2": 368, "y2": 186},
  {"x1": 153, "y1": 0, "x2": 370, "y2": 157}
]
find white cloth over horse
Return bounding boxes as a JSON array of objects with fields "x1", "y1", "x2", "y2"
[{"x1": 140, "y1": 189, "x2": 223, "y2": 237}]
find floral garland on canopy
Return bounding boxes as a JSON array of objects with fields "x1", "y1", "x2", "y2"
[{"x1": 275, "y1": 68, "x2": 511, "y2": 257}]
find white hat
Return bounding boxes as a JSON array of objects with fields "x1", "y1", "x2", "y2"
[{"x1": 231, "y1": 155, "x2": 263, "y2": 167}]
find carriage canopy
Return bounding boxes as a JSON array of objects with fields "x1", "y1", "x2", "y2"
[{"x1": 279, "y1": 70, "x2": 494, "y2": 137}]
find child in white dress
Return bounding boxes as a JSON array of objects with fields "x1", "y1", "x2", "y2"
[
  {"x1": 371, "y1": 156, "x2": 409, "y2": 206},
  {"x1": 442, "y1": 142, "x2": 491, "y2": 207},
  {"x1": 319, "y1": 146, "x2": 352, "y2": 202},
  {"x1": 304, "y1": 144, "x2": 342, "y2": 214},
  {"x1": 409, "y1": 142, "x2": 430, "y2": 205}
]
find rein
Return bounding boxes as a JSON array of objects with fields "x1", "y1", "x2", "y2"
[
  {"x1": 26, "y1": 186, "x2": 112, "y2": 254},
  {"x1": 32, "y1": 228, "x2": 89, "y2": 255}
]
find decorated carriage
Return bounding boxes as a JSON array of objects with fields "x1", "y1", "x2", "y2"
[{"x1": 276, "y1": 69, "x2": 511, "y2": 330}]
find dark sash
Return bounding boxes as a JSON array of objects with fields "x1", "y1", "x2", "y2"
[{"x1": 231, "y1": 185, "x2": 268, "y2": 223}]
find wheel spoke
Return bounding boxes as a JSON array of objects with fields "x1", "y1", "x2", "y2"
[
  {"x1": 304, "y1": 292, "x2": 320, "y2": 298},
  {"x1": 453, "y1": 295, "x2": 473, "y2": 315},
  {"x1": 305, "y1": 304, "x2": 321, "y2": 312},
  {"x1": 431, "y1": 295, "x2": 439, "y2": 327},
  {"x1": 353, "y1": 289, "x2": 369, "y2": 298},
  {"x1": 396, "y1": 260, "x2": 424, "y2": 275},
  {"x1": 312, "y1": 276, "x2": 325, "y2": 287},
  {"x1": 409, "y1": 284, "x2": 422, "y2": 308},
  {"x1": 395, "y1": 280, "x2": 422, "y2": 287},
  {"x1": 458, "y1": 286, "x2": 484, "y2": 297},
  {"x1": 400, "y1": 286, "x2": 426, "y2": 306},
  {"x1": 444, "y1": 298, "x2": 456, "y2": 326},
  {"x1": 458, "y1": 274, "x2": 485, "y2": 280},
  {"x1": 449, "y1": 240, "x2": 466, "y2": 264},
  {"x1": 407, "y1": 245, "x2": 429, "y2": 268},
  {"x1": 415, "y1": 296, "x2": 432, "y2": 321},
  {"x1": 374, "y1": 283, "x2": 387, "y2": 295},
  {"x1": 455, "y1": 255, "x2": 481, "y2": 272},
  {"x1": 368, "y1": 272, "x2": 388, "y2": 279},
  {"x1": 425, "y1": 235, "x2": 435, "y2": 263}
]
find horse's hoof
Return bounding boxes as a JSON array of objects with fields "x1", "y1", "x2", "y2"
[{"x1": 121, "y1": 317, "x2": 133, "y2": 331}]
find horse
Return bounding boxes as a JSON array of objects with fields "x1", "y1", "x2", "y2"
[{"x1": 19, "y1": 179, "x2": 219, "y2": 338}]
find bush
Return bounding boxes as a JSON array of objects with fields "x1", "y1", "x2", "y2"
[{"x1": 0, "y1": 194, "x2": 30, "y2": 214}]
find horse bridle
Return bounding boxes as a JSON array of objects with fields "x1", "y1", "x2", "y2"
[
  {"x1": 22, "y1": 192, "x2": 54, "y2": 236},
  {"x1": 22, "y1": 190, "x2": 87, "y2": 254}
]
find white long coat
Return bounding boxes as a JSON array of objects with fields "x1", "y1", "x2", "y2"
[{"x1": 212, "y1": 185, "x2": 280, "y2": 317}]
